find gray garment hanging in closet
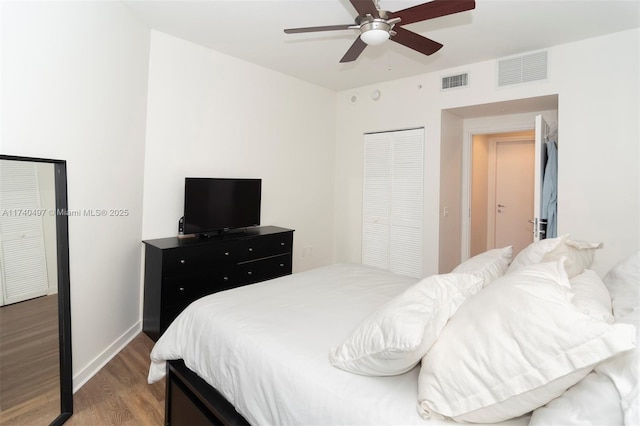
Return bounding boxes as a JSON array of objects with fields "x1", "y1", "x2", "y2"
[{"x1": 541, "y1": 140, "x2": 558, "y2": 238}]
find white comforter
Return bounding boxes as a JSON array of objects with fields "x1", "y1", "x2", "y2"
[{"x1": 148, "y1": 263, "x2": 530, "y2": 426}]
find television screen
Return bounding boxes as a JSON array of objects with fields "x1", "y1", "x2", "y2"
[{"x1": 183, "y1": 178, "x2": 261, "y2": 235}]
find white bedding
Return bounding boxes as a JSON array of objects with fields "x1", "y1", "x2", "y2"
[{"x1": 148, "y1": 263, "x2": 530, "y2": 426}]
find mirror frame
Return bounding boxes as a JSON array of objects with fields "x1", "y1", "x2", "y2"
[{"x1": 0, "y1": 154, "x2": 73, "y2": 424}]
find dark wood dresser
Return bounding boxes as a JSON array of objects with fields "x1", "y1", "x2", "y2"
[{"x1": 142, "y1": 225, "x2": 294, "y2": 341}]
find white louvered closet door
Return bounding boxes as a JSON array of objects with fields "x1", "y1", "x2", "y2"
[
  {"x1": 0, "y1": 161, "x2": 49, "y2": 306},
  {"x1": 363, "y1": 132, "x2": 392, "y2": 270},
  {"x1": 362, "y1": 128, "x2": 424, "y2": 278}
]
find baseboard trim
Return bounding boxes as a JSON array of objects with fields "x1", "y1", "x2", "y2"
[{"x1": 72, "y1": 321, "x2": 142, "y2": 393}]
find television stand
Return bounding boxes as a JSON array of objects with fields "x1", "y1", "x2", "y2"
[{"x1": 142, "y1": 225, "x2": 294, "y2": 341}]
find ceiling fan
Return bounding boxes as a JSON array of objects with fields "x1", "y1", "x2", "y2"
[{"x1": 284, "y1": 0, "x2": 475, "y2": 63}]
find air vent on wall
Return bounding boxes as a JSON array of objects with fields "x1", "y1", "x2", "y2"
[
  {"x1": 498, "y1": 51, "x2": 548, "y2": 87},
  {"x1": 441, "y1": 72, "x2": 468, "y2": 90}
]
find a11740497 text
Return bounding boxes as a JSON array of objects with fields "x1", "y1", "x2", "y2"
[{"x1": 0, "y1": 208, "x2": 130, "y2": 217}]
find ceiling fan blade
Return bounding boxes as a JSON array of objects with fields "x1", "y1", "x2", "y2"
[
  {"x1": 349, "y1": 0, "x2": 380, "y2": 18},
  {"x1": 390, "y1": 26, "x2": 443, "y2": 56},
  {"x1": 284, "y1": 24, "x2": 354, "y2": 34},
  {"x1": 340, "y1": 37, "x2": 367, "y2": 63},
  {"x1": 389, "y1": 0, "x2": 475, "y2": 26}
]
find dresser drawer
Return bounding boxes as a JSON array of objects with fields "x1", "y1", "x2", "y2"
[
  {"x1": 161, "y1": 272, "x2": 240, "y2": 329},
  {"x1": 237, "y1": 254, "x2": 292, "y2": 285},
  {"x1": 238, "y1": 232, "x2": 292, "y2": 262},
  {"x1": 163, "y1": 241, "x2": 237, "y2": 277},
  {"x1": 163, "y1": 272, "x2": 239, "y2": 302}
]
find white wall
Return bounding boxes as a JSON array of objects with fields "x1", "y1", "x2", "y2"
[
  {"x1": 142, "y1": 31, "x2": 337, "y2": 272},
  {"x1": 553, "y1": 30, "x2": 639, "y2": 274},
  {"x1": 335, "y1": 29, "x2": 640, "y2": 276},
  {"x1": 1, "y1": 1, "x2": 150, "y2": 389}
]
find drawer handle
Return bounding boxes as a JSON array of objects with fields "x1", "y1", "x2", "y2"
[
  {"x1": 247, "y1": 271, "x2": 252, "y2": 275},
  {"x1": 279, "y1": 263, "x2": 284, "y2": 267},
  {"x1": 179, "y1": 287, "x2": 185, "y2": 292},
  {"x1": 280, "y1": 242, "x2": 285, "y2": 246},
  {"x1": 223, "y1": 276, "x2": 229, "y2": 281},
  {"x1": 180, "y1": 259, "x2": 186, "y2": 264},
  {"x1": 224, "y1": 252, "x2": 230, "y2": 256},
  {"x1": 248, "y1": 248, "x2": 253, "y2": 252}
]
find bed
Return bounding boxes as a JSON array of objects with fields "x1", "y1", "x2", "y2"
[{"x1": 148, "y1": 236, "x2": 639, "y2": 425}]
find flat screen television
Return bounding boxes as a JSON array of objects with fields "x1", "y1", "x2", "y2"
[{"x1": 183, "y1": 178, "x2": 261, "y2": 235}]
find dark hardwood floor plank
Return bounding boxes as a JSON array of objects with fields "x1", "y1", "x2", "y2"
[
  {"x1": 2, "y1": 330, "x2": 164, "y2": 425},
  {"x1": 0, "y1": 294, "x2": 59, "y2": 413},
  {"x1": 66, "y1": 333, "x2": 164, "y2": 426}
]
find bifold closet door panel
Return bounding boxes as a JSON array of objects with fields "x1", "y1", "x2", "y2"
[{"x1": 362, "y1": 128, "x2": 423, "y2": 278}]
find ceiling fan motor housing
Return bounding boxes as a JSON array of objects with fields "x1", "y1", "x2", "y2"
[
  {"x1": 359, "y1": 20, "x2": 392, "y2": 45},
  {"x1": 356, "y1": 11, "x2": 399, "y2": 46},
  {"x1": 283, "y1": 0, "x2": 476, "y2": 62}
]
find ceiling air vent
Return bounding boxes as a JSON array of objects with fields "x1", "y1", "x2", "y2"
[
  {"x1": 441, "y1": 72, "x2": 468, "y2": 90},
  {"x1": 498, "y1": 50, "x2": 548, "y2": 87}
]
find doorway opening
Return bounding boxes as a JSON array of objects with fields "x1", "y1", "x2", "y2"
[
  {"x1": 470, "y1": 131, "x2": 534, "y2": 257},
  {"x1": 437, "y1": 95, "x2": 559, "y2": 271}
]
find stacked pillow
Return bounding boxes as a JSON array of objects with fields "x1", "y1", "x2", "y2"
[
  {"x1": 570, "y1": 269, "x2": 614, "y2": 323},
  {"x1": 330, "y1": 240, "x2": 636, "y2": 424},
  {"x1": 506, "y1": 234, "x2": 568, "y2": 273},
  {"x1": 329, "y1": 273, "x2": 483, "y2": 376},
  {"x1": 530, "y1": 251, "x2": 639, "y2": 425},
  {"x1": 452, "y1": 245, "x2": 512, "y2": 285},
  {"x1": 507, "y1": 234, "x2": 603, "y2": 278},
  {"x1": 528, "y1": 372, "x2": 624, "y2": 425},
  {"x1": 602, "y1": 251, "x2": 640, "y2": 320},
  {"x1": 417, "y1": 259, "x2": 635, "y2": 423},
  {"x1": 595, "y1": 252, "x2": 640, "y2": 425},
  {"x1": 329, "y1": 246, "x2": 517, "y2": 377}
]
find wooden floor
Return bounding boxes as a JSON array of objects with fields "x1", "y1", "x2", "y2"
[
  {"x1": 1, "y1": 332, "x2": 165, "y2": 425},
  {"x1": 66, "y1": 333, "x2": 165, "y2": 426},
  {"x1": 0, "y1": 294, "x2": 59, "y2": 411}
]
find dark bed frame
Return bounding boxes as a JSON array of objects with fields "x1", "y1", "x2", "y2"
[{"x1": 166, "y1": 360, "x2": 250, "y2": 426}]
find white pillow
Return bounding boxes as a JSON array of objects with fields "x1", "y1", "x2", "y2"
[
  {"x1": 543, "y1": 238, "x2": 603, "y2": 278},
  {"x1": 328, "y1": 273, "x2": 483, "y2": 376},
  {"x1": 452, "y1": 246, "x2": 512, "y2": 285},
  {"x1": 595, "y1": 308, "x2": 640, "y2": 425},
  {"x1": 507, "y1": 235, "x2": 568, "y2": 273},
  {"x1": 418, "y1": 260, "x2": 636, "y2": 423},
  {"x1": 603, "y1": 251, "x2": 640, "y2": 320},
  {"x1": 529, "y1": 372, "x2": 624, "y2": 426},
  {"x1": 570, "y1": 269, "x2": 614, "y2": 323},
  {"x1": 598, "y1": 252, "x2": 640, "y2": 425}
]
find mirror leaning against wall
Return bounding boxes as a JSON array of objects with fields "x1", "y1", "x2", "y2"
[{"x1": 0, "y1": 155, "x2": 72, "y2": 425}]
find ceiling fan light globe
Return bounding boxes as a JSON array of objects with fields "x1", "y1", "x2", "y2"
[{"x1": 360, "y1": 29, "x2": 390, "y2": 45}]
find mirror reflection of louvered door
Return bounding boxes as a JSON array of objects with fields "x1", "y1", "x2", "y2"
[
  {"x1": 0, "y1": 161, "x2": 49, "y2": 306},
  {"x1": 362, "y1": 128, "x2": 424, "y2": 278}
]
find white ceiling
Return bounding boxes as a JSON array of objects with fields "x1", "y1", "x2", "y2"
[{"x1": 123, "y1": 0, "x2": 640, "y2": 91}]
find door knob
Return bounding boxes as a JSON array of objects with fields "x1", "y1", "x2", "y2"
[{"x1": 497, "y1": 204, "x2": 506, "y2": 207}]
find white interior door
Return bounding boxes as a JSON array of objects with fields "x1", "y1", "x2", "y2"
[
  {"x1": 533, "y1": 115, "x2": 549, "y2": 241},
  {"x1": 492, "y1": 140, "x2": 535, "y2": 255}
]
